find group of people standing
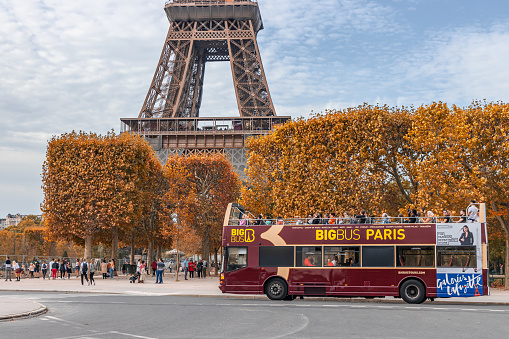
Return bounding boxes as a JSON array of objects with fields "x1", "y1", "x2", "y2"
[
  {"x1": 183, "y1": 258, "x2": 207, "y2": 280},
  {"x1": 3, "y1": 257, "x2": 116, "y2": 286}
]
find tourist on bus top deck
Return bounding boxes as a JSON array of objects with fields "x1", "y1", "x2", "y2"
[
  {"x1": 467, "y1": 200, "x2": 479, "y2": 222},
  {"x1": 239, "y1": 200, "x2": 481, "y2": 226},
  {"x1": 439, "y1": 210, "x2": 452, "y2": 223},
  {"x1": 456, "y1": 209, "x2": 467, "y2": 223}
]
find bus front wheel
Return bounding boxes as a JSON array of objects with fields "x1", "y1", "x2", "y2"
[
  {"x1": 265, "y1": 278, "x2": 287, "y2": 300},
  {"x1": 400, "y1": 279, "x2": 426, "y2": 304}
]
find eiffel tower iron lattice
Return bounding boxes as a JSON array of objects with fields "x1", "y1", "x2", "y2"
[
  {"x1": 140, "y1": 0, "x2": 276, "y2": 119},
  {"x1": 121, "y1": 0, "x2": 290, "y2": 177}
]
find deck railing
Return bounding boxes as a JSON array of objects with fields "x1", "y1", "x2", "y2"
[{"x1": 229, "y1": 216, "x2": 472, "y2": 226}]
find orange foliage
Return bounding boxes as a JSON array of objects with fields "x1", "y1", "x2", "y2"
[
  {"x1": 42, "y1": 132, "x2": 162, "y2": 257},
  {"x1": 161, "y1": 153, "x2": 241, "y2": 257}
]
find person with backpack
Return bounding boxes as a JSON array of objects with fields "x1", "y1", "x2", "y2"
[
  {"x1": 51, "y1": 259, "x2": 59, "y2": 279},
  {"x1": 201, "y1": 260, "x2": 208, "y2": 278},
  {"x1": 80, "y1": 259, "x2": 89, "y2": 286},
  {"x1": 196, "y1": 260, "x2": 203, "y2": 278},
  {"x1": 41, "y1": 260, "x2": 48, "y2": 280}
]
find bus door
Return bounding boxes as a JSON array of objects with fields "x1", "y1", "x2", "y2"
[{"x1": 223, "y1": 246, "x2": 260, "y2": 293}]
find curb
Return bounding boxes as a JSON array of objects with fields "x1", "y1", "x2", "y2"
[
  {"x1": 0, "y1": 289, "x2": 123, "y2": 295},
  {"x1": 178, "y1": 294, "x2": 509, "y2": 306},
  {"x1": 2, "y1": 289, "x2": 508, "y2": 306},
  {"x1": 0, "y1": 302, "x2": 48, "y2": 322}
]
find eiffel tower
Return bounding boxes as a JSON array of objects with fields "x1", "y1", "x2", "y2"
[{"x1": 121, "y1": 0, "x2": 290, "y2": 177}]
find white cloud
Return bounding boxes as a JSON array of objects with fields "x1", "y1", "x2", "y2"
[{"x1": 390, "y1": 24, "x2": 509, "y2": 105}]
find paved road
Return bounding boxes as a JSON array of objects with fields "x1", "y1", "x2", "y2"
[{"x1": 1, "y1": 292, "x2": 509, "y2": 338}]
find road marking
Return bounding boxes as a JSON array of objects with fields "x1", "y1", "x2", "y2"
[
  {"x1": 109, "y1": 331, "x2": 158, "y2": 339},
  {"x1": 272, "y1": 314, "x2": 309, "y2": 339},
  {"x1": 53, "y1": 332, "x2": 111, "y2": 339}
]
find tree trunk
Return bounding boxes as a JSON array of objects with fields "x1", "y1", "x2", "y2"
[
  {"x1": 202, "y1": 238, "x2": 210, "y2": 278},
  {"x1": 157, "y1": 245, "x2": 162, "y2": 261},
  {"x1": 48, "y1": 241, "x2": 56, "y2": 257},
  {"x1": 148, "y1": 239, "x2": 154, "y2": 275},
  {"x1": 214, "y1": 248, "x2": 219, "y2": 276},
  {"x1": 130, "y1": 230, "x2": 135, "y2": 264},
  {"x1": 84, "y1": 235, "x2": 93, "y2": 259},
  {"x1": 505, "y1": 237, "x2": 509, "y2": 290},
  {"x1": 111, "y1": 227, "x2": 118, "y2": 276}
]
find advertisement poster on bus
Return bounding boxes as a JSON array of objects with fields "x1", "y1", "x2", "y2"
[{"x1": 436, "y1": 223, "x2": 482, "y2": 297}]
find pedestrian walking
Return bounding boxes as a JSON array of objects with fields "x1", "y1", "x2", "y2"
[
  {"x1": 139, "y1": 261, "x2": 146, "y2": 283},
  {"x1": 59, "y1": 259, "x2": 66, "y2": 279},
  {"x1": 89, "y1": 259, "x2": 96, "y2": 286},
  {"x1": 51, "y1": 260, "x2": 59, "y2": 279},
  {"x1": 109, "y1": 259, "x2": 115, "y2": 279},
  {"x1": 34, "y1": 259, "x2": 40, "y2": 278},
  {"x1": 151, "y1": 260, "x2": 157, "y2": 277},
  {"x1": 4, "y1": 257, "x2": 12, "y2": 281},
  {"x1": 196, "y1": 260, "x2": 203, "y2": 278},
  {"x1": 29, "y1": 263, "x2": 35, "y2": 278},
  {"x1": 189, "y1": 260, "x2": 195, "y2": 279},
  {"x1": 41, "y1": 261, "x2": 48, "y2": 280},
  {"x1": 201, "y1": 260, "x2": 208, "y2": 278},
  {"x1": 101, "y1": 260, "x2": 108, "y2": 279},
  {"x1": 75, "y1": 259, "x2": 80, "y2": 278},
  {"x1": 80, "y1": 259, "x2": 89, "y2": 286},
  {"x1": 155, "y1": 258, "x2": 165, "y2": 284},
  {"x1": 67, "y1": 263, "x2": 72, "y2": 279},
  {"x1": 183, "y1": 258, "x2": 189, "y2": 280},
  {"x1": 13, "y1": 261, "x2": 21, "y2": 281}
]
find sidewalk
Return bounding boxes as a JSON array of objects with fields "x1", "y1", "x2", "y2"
[
  {"x1": 1, "y1": 273, "x2": 509, "y2": 320},
  {"x1": 0, "y1": 297, "x2": 47, "y2": 321}
]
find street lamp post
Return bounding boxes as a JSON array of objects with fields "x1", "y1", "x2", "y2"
[{"x1": 167, "y1": 204, "x2": 181, "y2": 282}]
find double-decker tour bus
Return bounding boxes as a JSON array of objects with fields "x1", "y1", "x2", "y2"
[{"x1": 219, "y1": 203, "x2": 489, "y2": 304}]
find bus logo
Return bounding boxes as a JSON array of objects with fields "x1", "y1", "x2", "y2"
[{"x1": 231, "y1": 229, "x2": 255, "y2": 243}]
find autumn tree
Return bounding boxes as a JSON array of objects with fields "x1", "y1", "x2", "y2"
[
  {"x1": 463, "y1": 102, "x2": 509, "y2": 289},
  {"x1": 162, "y1": 153, "x2": 241, "y2": 263},
  {"x1": 42, "y1": 131, "x2": 162, "y2": 259},
  {"x1": 242, "y1": 104, "x2": 417, "y2": 218}
]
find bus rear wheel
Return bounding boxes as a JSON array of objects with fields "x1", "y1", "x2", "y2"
[
  {"x1": 265, "y1": 278, "x2": 287, "y2": 300},
  {"x1": 400, "y1": 279, "x2": 426, "y2": 304}
]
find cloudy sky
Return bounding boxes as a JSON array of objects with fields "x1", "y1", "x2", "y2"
[{"x1": 1, "y1": 0, "x2": 509, "y2": 217}]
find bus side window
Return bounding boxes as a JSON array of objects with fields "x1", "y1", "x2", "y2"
[
  {"x1": 324, "y1": 246, "x2": 360, "y2": 267},
  {"x1": 296, "y1": 247, "x2": 322, "y2": 267},
  {"x1": 396, "y1": 246, "x2": 434, "y2": 267},
  {"x1": 437, "y1": 246, "x2": 476, "y2": 268}
]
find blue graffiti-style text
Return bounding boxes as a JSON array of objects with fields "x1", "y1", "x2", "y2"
[{"x1": 436, "y1": 273, "x2": 482, "y2": 297}]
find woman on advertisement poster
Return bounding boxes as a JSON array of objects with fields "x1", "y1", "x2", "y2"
[{"x1": 459, "y1": 225, "x2": 474, "y2": 246}]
